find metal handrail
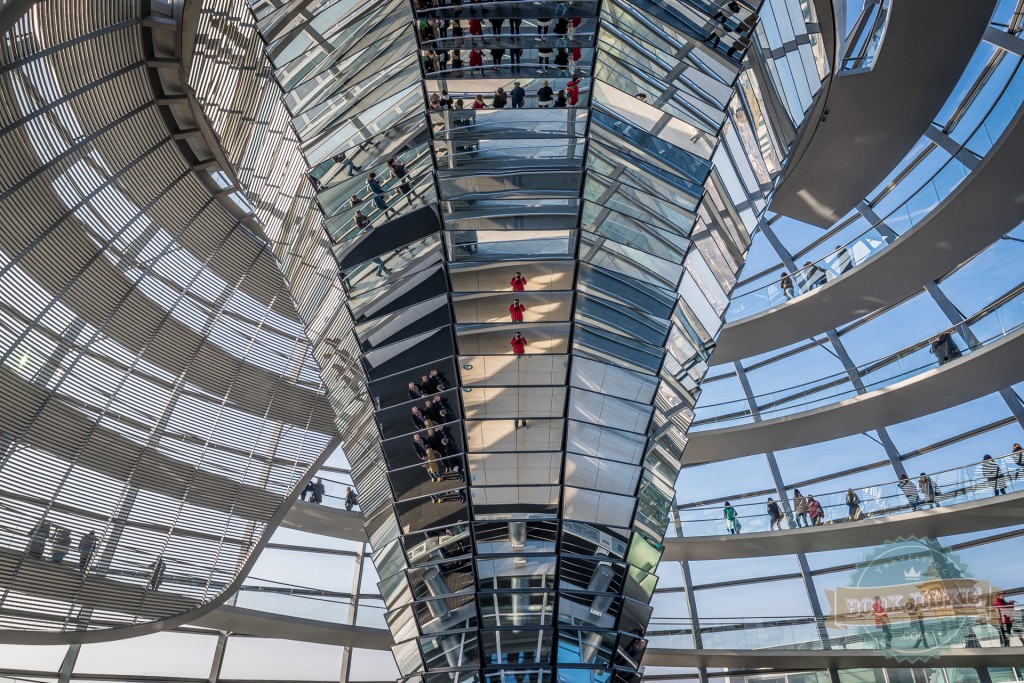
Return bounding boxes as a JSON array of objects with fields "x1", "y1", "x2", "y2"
[
  {"x1": 694, "y1": 282, "x2": 1024, "y2": 425},
  {"x1": 675, "y1": 451, "x2": 1024, "y2": 535}
]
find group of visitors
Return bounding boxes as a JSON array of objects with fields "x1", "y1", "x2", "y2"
[
  {"x1": 872, "y1": 591, "x2": 1022, "y2": 649},
  {"x1": 24, "y1": 522, "x2": 170, "y2": 591},
  {"x1": 416, "y1": 12, "x2": 582, "y2": 41},
  {"x1": 423, "y1": 45, "x2": 584, "y2": 77},
  {"x1": 408, "y1": 368, "x2": 451, "y2": 399},
  {"x1": 349, "y1": 159, "x2": 419, "y2": 221},
  {"x1": 300, "y1": 478, "x2": 326, "y2": 505},
  {"x1": 778, "y1": 246, "x2": 854, "y2": 300},
  {"x1": 338, "y1": 160, "x2": 423, "y2": 277},
  {"x1": 412, "y1": 394, "x2": 454, "y2": 429},
  {"x1": 27, "y1": 522, "x2": 98, "y2": 571},
  {"x1": 720, "y1": 448, "x2": 1024, "y2": 534},
  {"x1": 406, "y1": 366, "x2": 463, "y2": 489},
  {"x1": 412, "y1": 425, "x2": 463, "y2": 487},
  {"x1": 300, "y1": 478, "x2": 358, "y2": 511},
  {"x1": 429, "y1": 77, "x2": 581, "y2": 110}
]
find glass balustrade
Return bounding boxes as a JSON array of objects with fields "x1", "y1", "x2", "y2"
[
  {"x1": 694, "y1": 286, "x2": 1024, "y2": 428},
  {"x1": 0, "y1": 511, "x2": 241, "y2": 602},
  {"x1": 839, "y1": 0, "x2": 891, "y2": 73},
  {"x1": 670, "y1": 452, "x2": 1024, "y2": 537},
  {"x1": 645, "y1": 614, "x2": 1018, "y2": 652},
  {"x1": 228, "y1": 578, "x2": 388, "y2": 629},
  {"x1": 723, "y1": 60, "x2": 1024, "y2": 322},
  {"x1": 296, "y1": 474, "x2": 358, "y2": 512}
]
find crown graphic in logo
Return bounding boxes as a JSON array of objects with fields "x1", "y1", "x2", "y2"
[{"x1": 903, "y1": 567, "x2": 922, "y2": 581}]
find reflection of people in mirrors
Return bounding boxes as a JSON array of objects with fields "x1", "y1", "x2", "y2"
[
  {"x1": 514, "y1": 418, "x2": 528, "y2": 431},
  {"x1": 431, "y1": 489, "x2": 467, "y2": 504},
  {"x1": 511, "y1": 332, "x2": 527, "y2": 355},
  {"x1": 421, "y1": 374, "x2": 439, "y2": 395},
  {"x1": 429, "y1": 369, "x2": 449, "y2": 391},
  {"x1": 425, "y1": 448, "x2": 442, "y2": 481},
  {"x1": 510, "y1": 272, "x2": 527, "y2": 291},
  {"x1": 423, "y1": 398, "x2": 445, "y2": 424},
  {"x1": 412, "y1": 406, "x2": 428, "y2": 430},
  {"x1": 412, "y1": 434, "x2": 428, "y2": 460},
  {"x1": 409, "y1": 382, "x2": 425, "y2": 400},
  {"x1": 509, "y1": 298, "x2": 526, "y2": 322},
  {"x1": 427, "y1": 394, "x2": 451, "y2": 422},
  {"x1": 427, "y1": 426, "x2": 452, "y2": 455}
]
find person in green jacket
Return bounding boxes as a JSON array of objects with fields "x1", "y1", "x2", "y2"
[{"x1": 724, "y1": 502, "x2": 740, "y2": 534}]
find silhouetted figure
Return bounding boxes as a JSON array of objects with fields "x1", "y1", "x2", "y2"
[
  {"x1": 51, "y1": 526, "x2": 71, "y2": 563},
  {"x1": 78, "y1": 531, "x2": 97, "y2": 571},
  {"x1": 766, "y1": 497, "x2": 783, "y2": 530},
  {"x1": 905, "y1": 598, "x2": 928, "y2": 648},
  {"x1": 149, "y1": 557, "x2": 167, "y2": 590},
  {"x1": 780, "y1": 272, "x2": 794, "y2": 300},
  {"x1": 804, "y1": 261, "x2": 827, "y2": 289},
  {"x1": 835, "y1": 244, "x2": 853, "y2": 273},
  {"x1": 982, "y1": 455, "x2": 1007, "y2": 496},
  {"x1": 873, "y1": 596, "x2": 892, "y2": 648},
  {"x1": 898, "y1": 474, "x2": 920, "y2": 510},
  {"x1": 27, "y1": 521, "x2": 50, "y2": 560},
  {"x1": 929, "y1": 332, "x2": 961, "y2": 366}
]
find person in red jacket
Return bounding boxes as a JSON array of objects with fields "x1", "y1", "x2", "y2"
[
  {"x1": 509, "y1": 298, "x2": 526, "y2": 322},
  {"x1": 566, "y1": 78, "x2": 580, "y2": 107},
  {"x1": 511, "y1": 332, "x2": 527, "y2": 355},
  {"x1": 469, "y1": 48, "x2": 484, "y2": 77},
  {"x1": 994, "y1": 591, "x2": 1017, "y2": 646},
  {"x1": 510, "y1": 272, "x2": 527, "y2": 291}
]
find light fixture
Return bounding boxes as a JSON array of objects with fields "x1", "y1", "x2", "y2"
[{"x1": 463, "y1": 364, "x2": 473, "y2": 370}]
